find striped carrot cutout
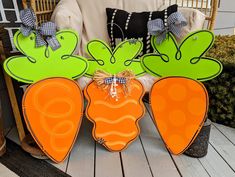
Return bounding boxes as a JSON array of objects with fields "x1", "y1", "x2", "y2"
[
  {"x1": 85, "y1": 70, "x2": 145, "y2": 151},
  {"x1": 141, "y1": 30, "x2": 223, "y2": 155},
  {"x1": 84, "y1": 39, "x2": 145, "y2": 152}
]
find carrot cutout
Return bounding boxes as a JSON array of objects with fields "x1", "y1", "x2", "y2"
[
  {"x1": 3, "y1": 29, "x2": 88, "y2": 163},
  {"x1": 141, "y1": 30, "x2": 223, "y2": 155},
  {"x1": 23, "y1": 77, "x2": 83, "y2": 162},
  {"x1": 84, "y1": 39, "x2": 145, "y2": 151}
]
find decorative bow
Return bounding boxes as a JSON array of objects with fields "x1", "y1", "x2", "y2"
[
  {"x1": 20, "y1": 8, "x2": 60, "y2": 50},
  {"x1": 147, "y1": 12, "x2": 187, "y2": 44},
  {"x1": 104, "y1": 77, "x2": 126, "y2": 84},
  {"x1": 93, "y1": 70, "x2": 135, "y2": 101}
]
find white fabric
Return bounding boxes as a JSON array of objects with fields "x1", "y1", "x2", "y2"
[
  {"x1": 51, "y1": 0, "x2": 83, "y2": 54},
  {"x1": 51, "y1": 0, "x2": 206, "y2": 92}
]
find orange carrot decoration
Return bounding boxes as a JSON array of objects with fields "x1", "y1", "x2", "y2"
[
  {"x1": 85, "y1": 71, "x2": 145, "y2": 151},
  {"x1": 141, "y1": 31, "x2": 223, "y2": 155},
  {"x1": 23, "y1": 78, "x2": 83, "y2": 162},
  {"x1": 84, "y1": 39, "x2": 145, "y2": 151},
  {"x1": 3, "y1": 23, "x2": 88, "y2": 162},
  {"x1": 150, "y1": 77, "x2": 208, "y2": 154}
]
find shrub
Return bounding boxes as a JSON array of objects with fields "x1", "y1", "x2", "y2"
[{"x1": 205, "y1": 35, "x2": 235, "y2": 128}]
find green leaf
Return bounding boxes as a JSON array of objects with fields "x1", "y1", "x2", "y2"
[
  {"x1": 85, "y1": 39, "x2": 145, "y2": 77},
  {"x1": 4, "y1": 30, "x2": 88, "y2": 83},
  {"x1": 14, "y1": 30, "x2": 79, "y2": 60},
  {"x1": 4, "y1": 55, "x2": 88, "y2": 83},
  {"x1": 179, "y1": 30, "x2": 215, "y2": 61},
  {"x1": 141, "y1": 30, "x2": 223, "y2": 81},
  {"x1": 151, "y1": 33, "x2": 178, "y2": 60},
  {"x1": 142, "y1": 54, "x2": 222, "y2": 81}
]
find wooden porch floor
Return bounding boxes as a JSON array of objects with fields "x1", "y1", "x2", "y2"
[{"x1": 5, "y1": 103, "x2": 235, "y2": 177}]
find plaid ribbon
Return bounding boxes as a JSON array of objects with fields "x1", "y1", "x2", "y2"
[
  {"x1": 104, "y1": 77, "x2": 126, "y2": 84},
  {"x1": 20, "y1": 8, "x2": 60, "y2": 51},
  {"x1": 147, "y1": 12, "x2": 187, "y2": 44}
]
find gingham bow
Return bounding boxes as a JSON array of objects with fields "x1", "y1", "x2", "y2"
[
  {"x1": 104, "y1": 77, "x2": 126, "y2": 84},
  {"x1": 147, "y1": 12, "x2": 187, "y2": 44},
  {"x1": 20, "y1": 8, "x2": 60, "y2": 50}
]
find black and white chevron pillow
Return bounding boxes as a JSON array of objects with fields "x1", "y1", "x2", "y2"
[{"x1": 106, "y1": 4, "x2": 178, "y2": 56}]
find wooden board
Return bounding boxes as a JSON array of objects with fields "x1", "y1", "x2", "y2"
[
  {"x1": 95, "y1": 145, "x2": 122, "y2": 177},
  {"x1": 121, "y1": 137, "x2": 153, "y2": 177},
  {"x1": 66, "y1": 118, "x2": 95, "y2": 177},
  {"x1": 213, "y1": 123, "x2": 235, "y2": 145},
  {"x1": 0, "y1": 163, "x2": 19, "y2": 177},
  {"x1": 209, "y1": 125, "x2": 235, "y2": 171},
  {"x1": 141, "y1": 104, "x2": 180, "y2": 177},
  {"x1": 5, "y1": 103, "x2": 235, "y2": 177}
]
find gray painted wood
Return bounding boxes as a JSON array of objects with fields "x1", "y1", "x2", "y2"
[
  {"x1": 140, "y1": 104, "x2": 180, "y2": 177},
  {"x1": 218, "y1": 0, "x2": 235, "y2": 12},
  {"x1": 95, "y1": 144, "x2": 123, "y2": 177},
  {"x1": 5, "y1": 103, "x2": 235, "y2": 177},
  {"x1": 66, "y1": 118, "x2": 95, "y2": 177},
  {"x1": 215, "y1": 12, "x2": 235, "y2": 29},
  {"x1": 215, "y1": 0, "x2": 235, "y2": 35},
  {"x1": 121, "y1": 137, "x2": 153, "y2": 177},
  {"x1": 199, "y1": 144, "x2": 235, "y2": 177},
  {"x1": 47, "y1": 158, "x2": 68, "y2": 172},
  {"x1": 214, "y1": 28, "x2": 234, "y2": 35},
  {"x1": 0, "y1": 163, "x2": 19, "y2": 177},
  {"x1": 172, "y1": 155, "x2": 210, "y2": 177},
  {"x1": 209, "y1": 124, "x2": 235, "y2": 171},
  {"x1": 213, "y1": 123, "x2": 235, "y2": 144},
  {"x1": 6, "y1": 126, "x2": 69, "y2": 172},
  {"x1": 145, "y1": 103, "x2": 209, "y2": 177}
]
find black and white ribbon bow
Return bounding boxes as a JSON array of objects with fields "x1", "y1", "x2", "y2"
[
  {"x1": 147, "y1": 12, "x2": 187, "y2": 44},
  {"x1": 104, "y1": 77, "x2": 126, "y2": 85},
  {"x1": 20, "y1": 8, "x2": 60, "y2": 50}
]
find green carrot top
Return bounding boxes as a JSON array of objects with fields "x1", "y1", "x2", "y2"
[
  {"x1": 85, "y1": 39, "x2": 145, "y2": 77},
  {"x1": 4, "y1": 29, "x2": 88, "y2": 83},
  {"x1": 141, "y1": 30, "x2": 223, "y2": 81}
]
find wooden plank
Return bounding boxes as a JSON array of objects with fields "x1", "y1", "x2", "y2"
[
  {"x1": 209, "y1": 124, "x2": 235, "y2": 171},
  {"x1": 0, "y1": 43, "x2": 26, "y2": 142},
  {"x1": 199, "y1": 144, "x2": 235, "y2": 177},
  {"x1": 46, "y1": 158, "x2": 68, "y2": 172},
  {"x1": 121, "y1": 137, "x2": 153, "y2": 177},
  {"x1": 140, "y1": 104, "x2": 180, "y2": 177},
  {"x1": 172, "y1": 155, "x2": 209, "y2": 177},
  {"x1": 213, "y1": 123, "x2": 235, "y2": 144},
  {"x1": 144, "y1": 103, "x2": 209, "y2": 177},
  {"x1": 66, "y1": 118, "x2": 95, "y2": 177},
  {"x1": 95, "y1": 144, "x2": 123, "y2": 177},
  {"x1": 7, "y1": 127, "x2": 69, "y2": 172},
  {"x1": 0, "y1": 163, "x2": 19, "y2": 177}
]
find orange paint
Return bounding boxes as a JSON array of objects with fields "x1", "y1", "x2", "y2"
[
  {"x1": 22, "y1": 77, "x2": 83, "y2": 163},
  {"x1": 85, "y1": 79, "x2": 145, "y2": 151},
  {"x1": 150, "y1": 77, "x2": 208, "y2": 155}
]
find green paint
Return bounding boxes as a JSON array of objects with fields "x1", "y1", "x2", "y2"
[
  {"x1": 4, "y1": 30, "x2": 88, "y2": 83},
  {"x1": 85, "y1": 39, "x2": 145, "y2": 77},
  {"x1": 141, "y1": 30, "x2": 223, "y2": 81}
]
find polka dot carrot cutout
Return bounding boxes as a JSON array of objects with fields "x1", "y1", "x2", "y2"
[
  {"x1": 141, "y1": 30, "x2": 223, "y2": 155},
  {"x1": 150, "y1": 77, "x2": 208, "y2": 154}
]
